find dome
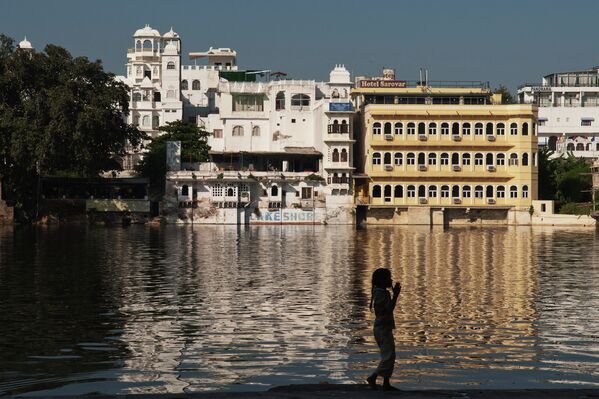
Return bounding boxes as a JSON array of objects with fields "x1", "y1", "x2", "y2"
[
  {"x1": 163, "y1": 27, "x2": 179, "y2": 39},
  {"x1": 329, "y1": 64, "x2": 351, "y2": 84},
  {"x1": 134, "y1": 24, "x2": 161, "y2": 37},
  {"x1": 18, "y1": 36, "x2": 33, "y2": 50},
  {"x1": 163, "y1": 41, "x2": 178, "y2": 55}
]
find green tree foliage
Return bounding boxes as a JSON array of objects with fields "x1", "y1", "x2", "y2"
[
  {"x1": 135, "y1": 121, "x2": 211, "y2": 196},
  {"x1": 537, "y1": 147, "x2": 592, "y2": 203},
  {"x1": 0, "y1": 34, "x2": 144, "y2": 219},
  {"x1": 494, "y1": 85, "x2": 515, "y2": 104}
]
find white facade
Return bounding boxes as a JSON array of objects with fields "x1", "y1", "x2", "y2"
[{"x1": 519, "y1": 68, "x2": 599, "y2": 159}]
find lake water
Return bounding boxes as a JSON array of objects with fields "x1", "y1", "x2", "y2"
[{"x1": 1, "y1": 225, "x2": 598, "y2": 396}]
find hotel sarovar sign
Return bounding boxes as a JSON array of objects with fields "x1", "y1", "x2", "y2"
[{"x1": 359, "y1": 79, "x2": 407, "y2": 89}]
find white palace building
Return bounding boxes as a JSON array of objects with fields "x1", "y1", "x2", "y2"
[
  {"x1": 117, "y1": 25, "x2": 356, "y2": 224},
  {"x1": 518, "y1": 66, "x2": 599, "y2": 159}
]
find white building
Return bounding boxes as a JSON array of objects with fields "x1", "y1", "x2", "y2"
[{"x1": 519, "y1": 67, "x2": 599, "y2": 159}]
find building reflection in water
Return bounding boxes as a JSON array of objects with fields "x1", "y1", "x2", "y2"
[{"x1": 1, "y1": 225, "x2": 598, "y2": 395}]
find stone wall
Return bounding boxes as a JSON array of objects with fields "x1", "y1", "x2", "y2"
[{"x1": 0, "y1": 201, "x2": 14, "y2": 224}]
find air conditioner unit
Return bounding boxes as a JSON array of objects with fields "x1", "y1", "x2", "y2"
[
  {"x1": 452, "y1": 135, "x2": 462, "y2": 141},
  {"x1": 418, "y1": 165, "x2": 428, "y2": 171},
  {"x1": 419, "y1": 197, "x2": 428, "y2": 204},
  {"x1": 452, "y1": 198, "x2": 462, "y2": 204},
  {"x1": 384, "y1": 164, "x2": 394, "y2": 171},
  {"x1": 384, "y1": 134, "x2": 393, "y2": 141},
  {"x1": 487, "y1": 198, "x2": 496, "y2": 204},
  {"x1": 486, "y1": 165, "x2": 496, "y2": 172},
  {"x1": 486, "y1": 135, "x2": 496, "y2": 141},
  {"x1": 452, "y1": 165, "x2": 461, "y2": 171},
  {"x1": 418, "y1": 134, "x2": 427, "y2": 141}
]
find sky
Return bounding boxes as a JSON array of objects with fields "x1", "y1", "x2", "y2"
[{"x1": 2, "y1": 0, "x2": 599, "y2": 92}]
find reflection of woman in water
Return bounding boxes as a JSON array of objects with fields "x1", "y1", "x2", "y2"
[{"x1": 367, "y1": 268, "x2": 401, "y2": 391}]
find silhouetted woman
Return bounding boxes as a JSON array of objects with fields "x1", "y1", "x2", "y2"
[{"x1": 367, "y1": 268, "x2": 401, "y2": 391}]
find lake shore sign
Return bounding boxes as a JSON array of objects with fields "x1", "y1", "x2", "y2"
[{"x1": 250, "y1": 209, "x2": 317, "y2": 224}]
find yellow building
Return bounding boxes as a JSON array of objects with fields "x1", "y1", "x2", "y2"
[{"x1": 353, "y1": 76, "x2": 538, "y2": 225}]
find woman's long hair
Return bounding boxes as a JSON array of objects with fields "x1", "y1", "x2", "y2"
[{"x1": 370, "y1": 268, "x2": 391, "y2": 311}]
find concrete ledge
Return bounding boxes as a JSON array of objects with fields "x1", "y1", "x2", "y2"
[{"x1": 27, "y1": 384, "x2": 599, "y2": 399}]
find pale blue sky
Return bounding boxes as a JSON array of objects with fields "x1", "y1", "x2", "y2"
[{"x1": 2, "y1": 0, "x2": 599, "y2": 91}]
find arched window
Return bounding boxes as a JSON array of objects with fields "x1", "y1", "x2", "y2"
[
  {"x1": 384, "y1": 152, "x2": 392, "y2": 165},
  {"x1": 132, "y1": 92, "x2": 142, "y2": 101},
  {"x1": 252, "y1": 126, "x2": 260, "y2": 137},
  {"x1": 418, "y1": 185, "x2": 426, "y2": 198},
  {"x1": 567, "y1": 143, "x2": 575, "y2": 151},
  {"x1": 227, "y1": 187, "x2": 234, "y2": 197},
  {"x1": 394, "y1": 152, "x2": 403, "y2": 165},
  {"x1": 167, "y1": 61, "x2": 176, "y2": 70},
  {"x1": 407, "y1": 122, "x2": 416, "y2": 135},
  {"x1": 394, "y1": 122, "x2": 403, "y2": 135},
  {"x1": 497, "y1": 186, "x2": 505, "y2": 198},
  {"x1": 522, "y1": 152, "x2": 529, "y2": 166},
  {"x1": 372, "y1": 152, "x2": 381, "y2": 165},
  {"x1": 496, "y1": 123, "x2": 505, "y2": 136},
  {"x1": 428, "y1": 153, "x2": 437, "y2": 165},
  {"x1": 333, "y1": 148, "x2": 340, "y2": 162},
  {"x1": 372, "y1": 185, "x2": 382, "y2": 198},
  {"x1": 143, "y1": 39, "x2": 152, "y2": 50},
  {"x1": 428, "y1": 185, "x2": 437, "y2": 198},
  {"x1": 384, "y1": 122, "x2": 392, "y2": 134},
  {"x1": 181, "y1": 80, "x2": 188, "y2": 90},
  {"x1": 486, "y1": 122, "x2": 493, "y2": 136},
  {"x1": 441, "y1": 185, "x2": 450, "y2": 198},
  {"x1": 418, "y1": 122, "x2": 426, "y2": 135},
  {"x1": 452, "y1": 122, "x2": 460, "y2": 135},
  {"x1": 271, "y1": 185, "x2": 279, "y2": 197},
  {"x1": 440, "y1": 153, "x2": 449, "y2": 165},
  {"x1": 522, "y1": 122, "x2": 529, "y2": 136},
  {"x1": 331, "y1": 88, "x2": 339, "y2": 98},
  {"x1": 384, "y1": 185, "x2": 392, "y2": 201},
  {"x1": 142, "y1": 115, "x2": 150, "y2": 126},
  {"x1": 451, "y1": 153, "x2": 460, "y2": 165},
  {"x1": 576, "y1": 143, "x2": 584, "y2": 151},
  {"x1": 486, "y1": 153, "x2": 493, "y2": 165},
  {"x1": 462, "y1": 153, "x2": 471, "y2": 165},
  {"x1": 407, "y1": 185, "x2": 416, "y2": 198},
  {"x1": 181, "y1": 185, "x2": 189, "y2": 196},
  {"x1": 509, "y1": 153, "x2": 518, "y2": 166},
  {"x1": 135, "y1": 40, "x2": 141, "y2": 50},
  {"x1": 441, "y1": 122, "x2": 449, "y2": 135},
  {"x1": 486, "y1": 185, "x2": 494, "y2": 198},
  {"x1": 475, "y1": 122, "x2": 483, "y2": 135},
  {"x1": 192, "y1": 80, "x2": 200, "y2": 90},
  {"x1": 152, "y1": 115, "x2": 159, "y2": 129},
  {"x1": 291, "y1": 94, "x2": 310, "y2": 108},
  {"x1": 510, "y1": 185, "x2": 518, "y2": 198},
  {"x1": 474, "y1": 185, "x2": 484, "y2": 198},
  {"x1": 407, "y1": 152, "x2": 415, "y2": 165},
  {"x1": 462, "y1": 122, "x2": 471, "y2": 135},
  {"x1": 341, "y1": 149, "x2": 348, "y2": 162},
  {"x1": 276, "y1": 91, "x2": 285, "y2": 110},
  {"x1": 452, "y1": 185, "x2": 460, "y2": 198},
  {"x1": 232, "y1": 126, "x2": 244, "y2": 136},
  {"x1": 474, "y1": 153, "x2": 483, "y2": 166},
  {"x1": 496, "y1": 153, "x2": 505, "y2": 166},
  {"x1": 373, "y1": 122, "x2": 382, "y2": 135},
  {"x1": 510, "y1": 123, "x2": 518, "y2": 135},
  {"x1": 394, "y1": 185, "x2": 403, "y2": 198},
  {"x1": 463, "y1": 185, "x2": 471, "y2": 198},
  {"x1": 522, "y1": 185, "x2": 529, "y2": 198},
  {"x1": 428, "y1": 122, "x2": 437, "y2": 135},
  {"x1": 418, "y1": 152, "x2": 426, "y2": 165}
]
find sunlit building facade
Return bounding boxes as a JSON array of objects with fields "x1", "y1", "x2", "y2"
[{"x1": 354, "y1": 71, "x2": 538, "y2": 225}]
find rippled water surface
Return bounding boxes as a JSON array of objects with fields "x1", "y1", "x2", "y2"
[{"x1": 1, "y1": 225, "x2": 599, "y2": 396}]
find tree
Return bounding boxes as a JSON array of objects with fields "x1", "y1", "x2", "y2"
[
  {"x1": 135, "y1": 121, "x2": 211, "y2": 197},
  {"x1": 0, "y1": 34, "x2": 144, "y2": 220},
  {"x1": 537, "y1": 146, "x2": 592, "y2": 203},
  {"x1": 494, "y1": 85, "x2": 515, "y2": 104}
]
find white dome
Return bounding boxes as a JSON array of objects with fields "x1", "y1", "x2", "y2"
[
  {"x1": 329, "y1": 64, "x2": 351, "y2": 84},
  {"x1": 134, "y1": 24, "x2": 161, "y2": 37},
  {"x1": 163, "y1": 41, "x2": 178, "y2": 55},
  {"x1": 18, "y1": 36, "x2": 33, "y2": 49},
  {"x1": 163, "y1": 27, "x2": 179, "y2": 39}
]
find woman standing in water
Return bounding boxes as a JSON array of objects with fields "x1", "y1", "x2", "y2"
[{"x1": 366, "y1": 268, "x2": 401, "y2": 391}]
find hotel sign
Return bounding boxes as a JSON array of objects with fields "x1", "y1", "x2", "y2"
[
  {"x1": 359, "y1": 79, "x2": 407, "y2": 89},
  {"x1": 329, "y1": 102, "x2": 353, "y2": 112}
]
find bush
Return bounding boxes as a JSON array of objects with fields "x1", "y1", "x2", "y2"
[{"x1": 558, "y1": 202, "x2": 591, "y2": 215}]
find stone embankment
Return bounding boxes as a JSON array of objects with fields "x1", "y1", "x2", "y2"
[{"x1": 31, "y1": 384, "x2": 599, "y2": 399}]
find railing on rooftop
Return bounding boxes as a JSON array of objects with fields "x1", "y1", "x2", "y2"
[{"x1": 408, "y1": 80, "x2": 490, "y2": 89}]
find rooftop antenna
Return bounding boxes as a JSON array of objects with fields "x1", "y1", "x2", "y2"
[{"x1": 425, "y1": 68, "x2": 429, "y2": 86}]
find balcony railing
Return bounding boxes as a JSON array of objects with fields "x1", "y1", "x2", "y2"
[
  {"x1": 328, "y1": 177, "x2": 350, "y2": 184},
  {"x1": 327, "y1": 124, "x2": 350, "y2": 134}
]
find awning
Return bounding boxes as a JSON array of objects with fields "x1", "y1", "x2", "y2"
[
  {"x1": 538, "y1": 117, "x2": 548, "y2": 122},
  {"x1": 581, "y1": 117, "x2": 595, "y2": 121}
]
